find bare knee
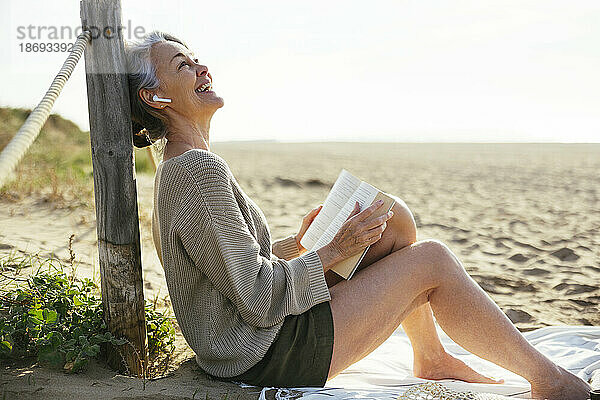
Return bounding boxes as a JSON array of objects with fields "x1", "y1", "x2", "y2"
[
  {"x1": 387, "y1": 195, "x2": 417, "y2": 248},
  {"x1": 416, "y1": 238, "x2": 450, "y2": 253},
  {"x1": 412, "y1": 239, "x2": 464, "y2": 279}
]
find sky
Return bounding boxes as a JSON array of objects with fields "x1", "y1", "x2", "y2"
[{"x1": 1, "y1": 0, "x2": 599, "y2": 142}]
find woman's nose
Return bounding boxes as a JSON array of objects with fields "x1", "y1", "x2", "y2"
[{"x1": 196, "y1": 64, "x2": 208, "y2": 77}]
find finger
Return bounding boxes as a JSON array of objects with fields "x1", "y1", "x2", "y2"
[
  {"x1": 356, "y1": 199, "x2": 385, "y2": 222},
  {"x1": 303, "y1": 205, "x2": 322, "y2": 222},
  {"x1": 345, "y1": 201, "x2": 361, "y2": 221},
  {"x1": 360, "y1": 230, "x2": 384, "y2": 245},
  {"x1": 305, "y1": 209, "x2": 321, "y2": 225},
  {"x1": 362, "y1": 211, "x2": 394, "y2": 230},
  {"x1": 310, "y1": 205, "x2": 323, "y2": 217},
  {"x1": 363, "y1": 220, "x2": 388, "y2": 237},
  {"x1": 306, "y1": 205, "x2": 321, "y2": 216}
]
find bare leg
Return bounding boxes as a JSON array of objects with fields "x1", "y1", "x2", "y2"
[
  {"x1": 326, "y1": 239, "x2": 590, "y2": 399},
  {"x1": 327, "y1": 197, "x2": 500, "y2": 383},
  {"x1": 400, "y1": 302, "x2": 505, "y2": 383}
]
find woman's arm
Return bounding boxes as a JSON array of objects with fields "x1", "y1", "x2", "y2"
[
  {"x1": 271, "y1": 205, "x2": 323, "y2": 260},
  {"x1": 168, "y1": 153, "x2": 331, "y2": 328}
]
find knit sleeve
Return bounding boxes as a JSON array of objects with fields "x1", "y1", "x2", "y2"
[
  {"x1": 171, "y1": 154, "x2": 331, "y2": 328},
  {"x1": 271, "y1": 235, "x2": 301, "y2": 261}
]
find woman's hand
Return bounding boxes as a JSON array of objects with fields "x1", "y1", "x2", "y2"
[
  {"x1": 294, "y1": 205, "x2": 323, "y2": 254},
  {"x1": 317, "y1": 200, "x2": 393, "y2": 271}
]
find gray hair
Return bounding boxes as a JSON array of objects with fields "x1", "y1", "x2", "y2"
[{"x1": 124, "y1": 31, "x2": 188, "y2": 148}]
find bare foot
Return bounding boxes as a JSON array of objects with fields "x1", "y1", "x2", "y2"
[
  {"x1": 530, "y1": 366, "x2": 590, "y2": 400},
  {"x1": 414, "y1": 351, "x2": 504, "y2": 384}
]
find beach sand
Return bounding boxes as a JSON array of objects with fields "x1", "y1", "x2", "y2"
[{"x1": 1, "y1": 142, "x2": 598, "y2": 399}]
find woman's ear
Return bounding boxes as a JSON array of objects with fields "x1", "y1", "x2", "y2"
[{"x1": 139, "y1": 88, "x2": 168, "y2": 109}]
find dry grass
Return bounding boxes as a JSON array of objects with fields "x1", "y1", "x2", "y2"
[{"x1": 0, "y1": 107, "x2": 156, "y2": 208}]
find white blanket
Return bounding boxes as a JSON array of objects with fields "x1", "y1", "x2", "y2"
[{"x1": 257, "y1": 326, "x2": 600, "y2": 399}]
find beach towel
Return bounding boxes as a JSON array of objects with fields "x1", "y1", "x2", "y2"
[{"x1": 252, "y1": 325, "x2": 600, "y2": 399}]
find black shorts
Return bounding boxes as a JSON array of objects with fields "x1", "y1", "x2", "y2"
[{"x1": 214, "y1": 301, "x2": 334, "y2": 388}]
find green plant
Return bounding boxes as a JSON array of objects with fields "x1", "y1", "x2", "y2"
[
  {"x1": 0, "y1": 107, "x2": 158, "y2": 205},
  {"x1": 0, "y1": 253, "x2": 175, "y2": 375},
  {"x1": 146, "y1": 298, "x2": 175, "y2": 358},
  {"x1": 134, "y1": 147, "x2": 155, "y2": 174}
]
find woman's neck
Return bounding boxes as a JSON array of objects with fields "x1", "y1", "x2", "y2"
[{"x1": 163, "y1": 115, "x2": 211, "y2": 161}]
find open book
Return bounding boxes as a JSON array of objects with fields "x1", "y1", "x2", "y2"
[{"x1": 300, "y1": 169, "x2": 395, "y2": 280}]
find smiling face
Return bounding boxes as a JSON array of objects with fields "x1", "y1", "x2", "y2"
[{"x1": 142, "y1": 40, "x2": 224, "y2": 126}]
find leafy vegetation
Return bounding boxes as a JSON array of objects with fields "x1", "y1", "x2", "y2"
[
  {"x1": 0, "y1": 107, "x2": 157, "y2": 206},
  {"x1": 0, "y1": 107, "x2": 174, "y2": 376},
  {"x1": 0, "y1": 251, "x2": 175, "y2": 375}
]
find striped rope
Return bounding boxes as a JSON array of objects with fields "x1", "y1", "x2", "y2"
[{"x1": 0, "y1": 30, "x2": 91, "y2": 189}]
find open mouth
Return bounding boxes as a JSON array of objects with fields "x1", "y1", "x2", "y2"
[{"x1": 195, "y1": 81, "x2": 213, "y2": 93}]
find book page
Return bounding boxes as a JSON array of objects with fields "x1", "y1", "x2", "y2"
[
  {"x1": 310, "y1": 181, "x2": 380, "y2": 251},
  {"x1": 300, "y1": 169, "x2": 361, "y2": 251}
]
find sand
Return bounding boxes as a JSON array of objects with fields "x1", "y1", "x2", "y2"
[{"x1": 1, "y1": 142, "x2": 598, "y2": 399}]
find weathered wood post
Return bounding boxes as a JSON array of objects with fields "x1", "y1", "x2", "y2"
[{"x1": 80, "y1": 0, "x2": 147, "y2": 377}]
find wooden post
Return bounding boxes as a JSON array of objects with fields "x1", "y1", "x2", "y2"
[{"x1": 80, "y1": 0, "x2": 147, "y2": 377}]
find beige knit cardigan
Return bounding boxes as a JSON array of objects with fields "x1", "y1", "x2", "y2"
[{"x1": 151, "y1": 149, "x2": 331, "y2": 378}]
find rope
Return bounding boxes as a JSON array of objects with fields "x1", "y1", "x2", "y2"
[{"x1": 0, "y1": 30, "x2": 91, "y2": 189}]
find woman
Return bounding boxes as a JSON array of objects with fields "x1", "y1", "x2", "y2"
[{"x1": 125, "y1": 31, "x2": 590, "y2": 399}]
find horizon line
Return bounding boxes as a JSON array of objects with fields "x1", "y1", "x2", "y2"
[{"x1": 210, "y1": 140, "x2": 600, "y2": 145}]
